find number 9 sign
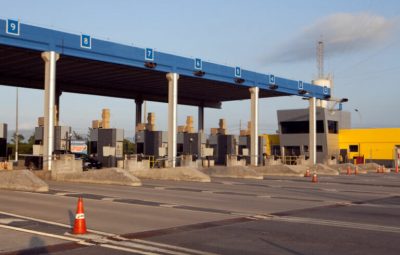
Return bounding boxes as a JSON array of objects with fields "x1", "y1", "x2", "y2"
[{"x1": 6, "y1": 19, "x2": 20, "y2": 36}]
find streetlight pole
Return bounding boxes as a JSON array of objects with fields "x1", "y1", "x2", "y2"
[{"x1": 15, "y1": 88, "x2": 19, "y2": 162}]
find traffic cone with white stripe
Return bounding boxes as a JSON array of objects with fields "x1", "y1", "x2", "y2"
[
  {"x1": 73, "y1": 197, "x2": 87, "y2": 234},
  {"x1": 311, "y1": 173, "x2": 318, "y2": 183},
  {"x1": 304, "y1": 168, "x2": 311, "y2": 177},
  {"x1": 354, "y1": 166, "x2": 358, "y2": 175},
  {"x1": 396, "y1": 163, "x2": 399, "y2": 174}
]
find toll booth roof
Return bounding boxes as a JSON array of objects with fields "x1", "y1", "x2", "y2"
[{"x1": 0, "y1": 19, "x2": 330, "y2": 108}]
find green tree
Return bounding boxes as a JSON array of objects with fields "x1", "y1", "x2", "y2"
[{"x1": 11, "y1": 133, "x2": 25, "y2": 144}]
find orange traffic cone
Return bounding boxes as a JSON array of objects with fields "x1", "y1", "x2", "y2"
[
  {"x1": 347, "y1": 166, "x2": 351, "y2": 175},
  {"x1": 304, "y1": 169, "x2": 311, "y2": 177},
  {"x1": 354, "y1": 166, "x2": 358, "y2": 175},
  {"x1": 376, "y1": 166, "x2": 380, "y2": 173},
  {"x1": 312, "y1": 173, "x2": 318, "y2": 183},
  {"x1": 396, "y1": 164, "x2": 399, "y2": 174},
  {"x1": 73, "y1": 198, "x2": 87, "y2": 234}
]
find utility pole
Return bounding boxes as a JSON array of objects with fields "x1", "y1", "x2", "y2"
[{"x1": 15, "y1": 88, "x2": 19, "y2": 162}]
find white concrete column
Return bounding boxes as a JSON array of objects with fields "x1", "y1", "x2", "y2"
[
  {"x1": 166, "y1": 73, "x2": 179, "y2": 168},
  {"x1": 198, "y1": 106, "x2": 204, "y2": 133},
  {"x1": 249, "y1": 87, "x2": 259, "y2": 166},
  {"x1": 41, "y1": 51, "x2": 60, "y2": 171},
  {"x1": 309, "y1": 97, "x2": 317, "y2": 166}
]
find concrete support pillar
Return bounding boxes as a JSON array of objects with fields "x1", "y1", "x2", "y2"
[
  {"x1": 166, "y1": 73, "x2": 179, "y2": 168},
  {"x1": 309, "y1": 97, "x2": 317, "y2": 166},
  {"x1": 249, "y1": 87, "x2": 259, "y2": 166},
  {"x1": 135, "y1": 99, "x2": 143, "y2": 128},
  {"x1": 41, "y1": 51, "x2": 59, "y2": 171},
  {"x1": 198, "y1": 106, "x2": 204, "y2": 133},
  {"x1": 55, "y1": 90, "x2": 62, "y2": 126}
]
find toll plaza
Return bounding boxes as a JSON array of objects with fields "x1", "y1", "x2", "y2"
[{"x1": 0, "y1": 18, "x2": 329, "y2": 171}]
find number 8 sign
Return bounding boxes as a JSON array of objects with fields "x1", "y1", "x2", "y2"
[
  {"x1": 6, "y1": 19, "x2": 20, "y2": 36},
  {"x1": 80, "y1": 34, "x2": 92, "y2": 49}
]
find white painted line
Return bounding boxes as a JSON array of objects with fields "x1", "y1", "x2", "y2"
[
  {"x1": 112, "y1": 240, "x2": 190, "y2": 255},
  {"x1": 257, "y1": 195, "x2": 271, "y2": 198},
  {"x1": 55, "y1": 192, "x2": 79, "y2": 196},
  {"x1": 0, "y1": 218, "x2": 27, "y2": 224},
  {"x1": 134, "y1": 239, "x2": 219, "y2": 255},
  {"x1": 101, "y1": 197, "x2": 115, "y2": 201},
  {"x1": 160, "y1": 204, "x2": 177, "y2": 208},
  {"x1": 0, "y1": 223, "x2": 90, "y2": 243},
  {"x1": 100, "y1": 243, "x2": 159, "y2": 255},
  {"x1": 267, "y1": 216, "x2": 400, "y2": 234},
  {"x1": 154, "y1": 187, "x2": 166, "y2": 190},
  {"x1": 0, "y1": 210, "x2": 115, "y2": 237}
]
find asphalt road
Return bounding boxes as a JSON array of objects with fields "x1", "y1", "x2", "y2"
[{"x1": 0, "y1": 172, "x2": 399, "y2": 254}]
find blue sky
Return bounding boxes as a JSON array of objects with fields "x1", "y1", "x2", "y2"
[{"x1": 1, "y1": 0, "x2": 399, "y2": 139}]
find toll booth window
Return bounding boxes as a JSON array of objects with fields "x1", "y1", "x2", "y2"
[
  {"x1": 349, "y1": 145, "x2": 359, "y2": 152},
  {"x1": 280, "y1": 121, "x2": 324, "y2": 134},
  {"x1": 281, "y1": 121, "x2": 308, "y2": 134},
  {"x1": 317, "y1": 145, "x2": 323, "y2": 152},
  {"x1": 327, "y1": 120, "x2": 338, "y2": 134}
]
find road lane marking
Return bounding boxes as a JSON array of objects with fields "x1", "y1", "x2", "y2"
[
  {"x1": 0, "y1": 210, "x2": 116, "y2": 237},
  {"x1": 134, "y1": 239, "x2": 218, "y2": 255},
  {"x1": 0, "y1": 218, "x2": 27, "y2": 224},
  {"x1": 266, "y1": 215, "x2": 400, "y2": 234},
  {"x1": 0, "y1": 223, "x2": 92, "y2": 243}
]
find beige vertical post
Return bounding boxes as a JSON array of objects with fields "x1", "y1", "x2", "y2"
[
  {"x1": 166, "y1": 73, "x2": 179, "y2": 168},
  {"x1": 41, "y1": 51, "x2": 59, "y2": 171},
  {"x1": 309, "y1": 97, "x2": 317, "y2": 165},
  {"x1": 250, "y1": 87, "x2": 259, "y2": 166}
]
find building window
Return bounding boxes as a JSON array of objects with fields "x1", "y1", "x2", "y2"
[
  {"x1": 317, "y1": 145, "x2": 323, "y2": 152},
  {"x1": 327, "y1": 120, "x2": 338, "y2": 134},
  {"x1": 349, "y1": 145, "x2": 359, "y2": 152},
  {"x1": 304, "y1": 145, "x2": 308, "y2": 152},
  {"x1": 280, "y1": 120, "x2": 324, "y2": 134}
]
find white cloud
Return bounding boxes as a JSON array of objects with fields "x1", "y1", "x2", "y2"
[{"x1": 265, "y1": 12, "x2": 398, "y2": 63}]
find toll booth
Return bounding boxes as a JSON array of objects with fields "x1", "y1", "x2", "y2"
[
  {"x1": 208, "y1": 134, "x2": 237, "y2": 165},
  {"x1": 238, "y1": 135, "x2": 266, "y2": 165},
  {"x1": 90, "y1": 128, "x2": 124, "y2": 167},
  {"x1": 135, "y1": 130, "x2": 167, "y2": 159},
  {"x1": 34, "y1": 126, "x2": 71, "y2": 152}
]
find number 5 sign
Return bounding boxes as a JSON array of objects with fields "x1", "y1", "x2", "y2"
[{"x1": 6, "y1": 19, "x2": 20, "y2": 36}]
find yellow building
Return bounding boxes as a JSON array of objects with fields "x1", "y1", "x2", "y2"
[
  {"x1": 263, "y1": 134, "x2": 280, "y2": 156},
  {"x1": 338, "y1": 128, "x2": 400, "y2": 166},
  {"x1": 263, "y1": 128, "x2": 400, "y2": 166}
]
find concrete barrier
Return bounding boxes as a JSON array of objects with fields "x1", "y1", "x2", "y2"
[
  {"x1": 252, "y1": 165, "x2": 304, "y2": 177},
  {"x1": 199, "y1": 166, "x2": 263, "y2": 179},
  {"x1": 129, "y1": 167, "x2": 211, "y2": 182},
  {"x1": 0, "y1": 170, "x2": 49, "y2": 192},
  {"x1": 53, "y1": 168, "x2": 142, "y2": 186}
]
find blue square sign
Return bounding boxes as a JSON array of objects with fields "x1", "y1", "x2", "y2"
[
  {"x1": 323, "y1": 86, "x2": 329, "y2": 94},
  {"x1": 6, "y1": 19, "x2": 20, "y2": 36},
  {"x1": 298, "y1": 80, "x2": 304, "y2": 90},
  {"x1": 194, "y1": 58, "x2": 202, "y2": 70},
  {"x1": 269, "y1": 74, "x2": 275, "y2": 84},
  {"x1": 235, "y1": 67, "x2": 241, "y2": 78},
  {"x1": 81, "y1": 34, "x2": 91, "y2": 49},
  {"x1": 145, "y1": 48, "x2": 154, "y2": 61}
]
